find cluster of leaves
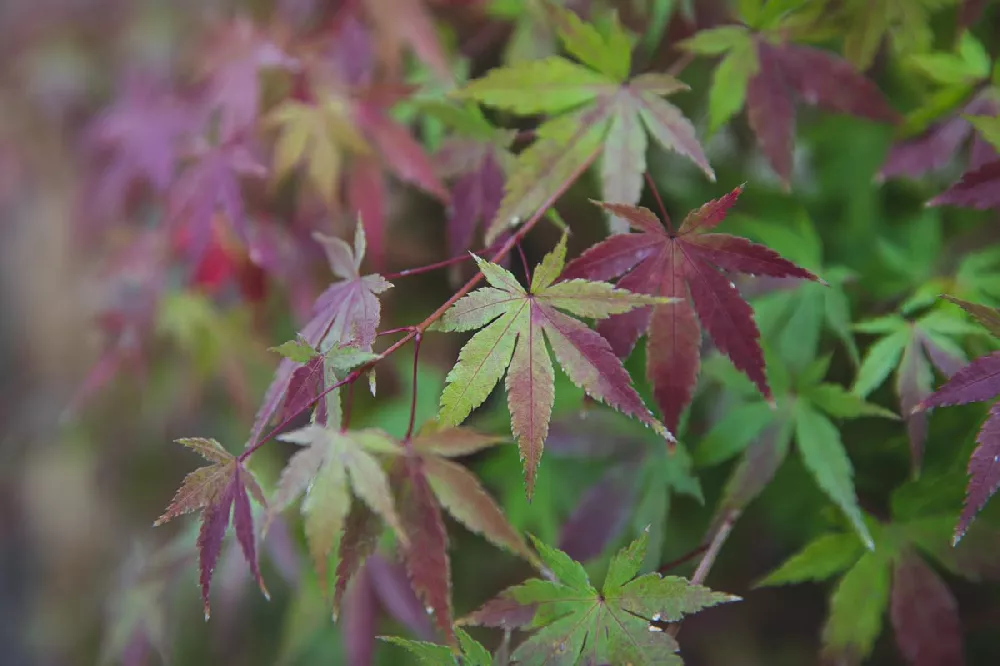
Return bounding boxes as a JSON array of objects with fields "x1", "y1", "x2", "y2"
[{"x1": 53, "y1": 0, "x2": 1000, "y2": 663}]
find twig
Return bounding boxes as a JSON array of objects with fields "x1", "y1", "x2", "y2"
[
  {"x1": 667, "y1": 511, "x2": 738, "y2": 639},
  {"x1": 404, "y1": 332, "x2": 422, "y2": 443},
  {"x1": 516, "y1": 242, "x2": 531, "y2": 282},
  {"x1": 657, "y1": 543, "x2": 709, "y2": 575}
]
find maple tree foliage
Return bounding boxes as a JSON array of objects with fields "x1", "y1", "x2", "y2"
[
  {"x1": 679, "y1": 2, "x2": 899, "y2": 183},
  {"x1": 37, "y1": 0, "x2": 1000, "y2": 663},
  {"x1": 562, "y1": 186, "x2": 819, "y2": 432},
  {"x1": 462, "y1": 531, "x2": 738, "y2": 665},
  {"x1": 433, "y1": 233, "x2": 671, "y2": 493}
]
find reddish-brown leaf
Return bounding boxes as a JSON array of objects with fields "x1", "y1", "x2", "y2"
[
  {"x1": 334, "y1": 502, "x2": 382, "y2": 617},
  {"x1": 155, "y1": 439, "x2": 268, "y2": 618},
  {"x1": 745, "y1": 39, "x2": 898, "y2": 183},
  {"x1": 928, "y1": 159, "x2": 1000, "y2": 210},
  {"x1": 890, "y1": 549, "x2": 963, "y2": 666},
  {"x1": 563, "y1": 189, "x2": 818, "y2": 430},
  {"x1": 958, "y1": 404, "x2": 1000, "y2": 541},
  {"x1": 399, "y1": 456, "x2": 455, "y2": 645}
]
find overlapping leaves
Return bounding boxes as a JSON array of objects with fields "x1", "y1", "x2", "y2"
[
  {"x1": 701, "y1": 353, "x2": 898, "y2": 548},
  {"x1": 433, "y1": 234, "x2": 671, "y2": 494},
  {"x1": 460, "y1": 3, "x2": 713, "y2": 238},
  {"x1": 461, "y1": 531, "x2": 738, "y2": 665},
  {"x1": 562, "y1": 187, "x2": 819, "y2": 432},
  {"x1": 680, "y1": 2, "x2": 898, "y2": 183}
]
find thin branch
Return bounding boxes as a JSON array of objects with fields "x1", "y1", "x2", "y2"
[
  {"x1": 644, "y1": 171, "x2": 673, "y2": 234},
  {"x1": 404, "y1": 332, "x2": 423, "y2": 443},
  {"x1": 240, "y1": 144, "x2": 602, "y2": 462},
  {"x1": 666, "y1": 51, "x2": 695, "y2": 77},
  {"x1": 667, "y1": 511, "x2": 739, "y2": 638},
  {"x1": 383, "y1": 253, "x2": 478, "y2": 280},
  {"x1": 656, "y1": 543, "x2": 709, "y2": 575},
  {"x1": 377, "y1": 326, "x2": 415, "y2": 338}
]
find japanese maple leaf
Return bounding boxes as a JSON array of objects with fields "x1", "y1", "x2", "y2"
[
  {"x1": 928, "y1": 114, "x2": 1000, "y2": 210},
  {"x1": 83, "y1": 72, "x2": 195, "y2": 220},
  {"x1": 384, "y1": 427, "x2": 543, "y2": 645},
  {"x1": 700, "y1": 353, "x2": 897, "y2": 548},
  {"x1": 679, "y1": 9, "x2": 898, "y2": 183},
  {"x1": 830, "y1": 0, "x2": 956, "y2": 70},
  {"x1": 851, "y1": 310, "x2": 976, "y2": 473},
  {"x1": 355, "y1": 0, "x2": 454, "y2": 84},
  {"x1": 153, "y1": 438, "x2": 269, "y2": 618},
  {"x1": 432, "y1": 234, "x2": 671, "y2": 494},
  {"x1": 913, "y1": 297, "x2": 1000, "y2": 541},
  {"x1": 880, "y1": 89, "x2": 998, "y2": 183},
  {"x1": 381, "y1": 626, "x2": 493, "y2": 666},
  {"x1": 248, "y1": 221, "x2": 392, "y2": 447},
  {"x1": 167, "y1": 139, "x2": 267, "y2": 263},
  {"x1": 426, "y1": 101, "x2": 515, "y2": 255},
  {"x1": 460, "y1": 5, "x2": 713, "y2": 239},
  {"x1": 462, "y1": 531, "x2": 738, "y2": 665},
  {"x1": 561, "y1": 187, "x2": 820, "y2": 432},
  {"x1": 197, "y1": 17, "x2": 297, "y2": 141},
  {"x1": 272, "y1": 423, "x2": 407, "y2": 597}
]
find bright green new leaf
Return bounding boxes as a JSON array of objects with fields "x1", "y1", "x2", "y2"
[
  {"x1": 380, "y1": 627, "x2": 492, "y2": 666},
  {"x1": 463, "y1": 532, "x2": 738, "y2": 665},
  {"x1": 678, "y1": 25, "x2": 749, "y2": 55},
  {"x1": 708, "y1": 36, "x2": 759, "y2": 133},
  {"x1": 269, "y1": 338, "x2": 318, "y2": 364},
  {"x1": 967, "y1": 114, "x2": 1000, "y2": 151},
  {"x1": 756, "y1": 533, "x2": 865, "y2": 586},
  {"x1": 794, "y1": 403, "x2": 873, "y2": 549},
  {"x1": 433, "y1": 235, "x2": 672, "y2": 495},
  {"x1": 695, "y1": 401, "x2": 776, "y2": 467}
]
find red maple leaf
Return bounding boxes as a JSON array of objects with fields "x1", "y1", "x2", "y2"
[
  {"x1": 248, "y1": 222, "x2": 392, "y2": 447},
  {"x1": 154, "y1": 438, "x2": 269, "y2": 618},
  {"x1": 914, "y1": 298, "x2": 1000, "y2": 542},
  {"x1": 879, "y1": 91, "x2": 998, "y2": 182},
  {"x1": 561, "y1": 186, "x2": 819, "y2": 431},
  {"x1": 890, "y1": 548, "x2": 964, "y2": 666},
  {"x1": 746, "y1": 39, "x2": 899, "y2": 183}
]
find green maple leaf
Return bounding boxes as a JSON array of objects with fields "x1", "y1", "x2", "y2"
[
  {"x1": 756, "y1": 475, "x2": 1000, "y2": 664},
  {"x1": 462, "y1": 531, "x2": 738, "y2": 665},
  {"x1": 701, "y1": 353, "x2": 898, "y2": 549},
  {"x1": 272, "y1": 424, "x2": 406, "y2": 604},
  {"x1": 458, "y1": 4, "x2": 713, "y2": 240},
  {"x1": 432, "y1": 234, "x2": 672, "y2": 495},
  {"x1": 833, "y1": 0, "x2": 960, "y2": 71},
  {"x1": 380, "y1": 627, "x2": 493, "y2": 666}
]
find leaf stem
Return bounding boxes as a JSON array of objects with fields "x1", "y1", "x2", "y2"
[
  {"x1": 377, "y1": 325, "x2": 416, "y2": 337},
  {"x1": 241, "y1": 145, "x2": 599, "y2": 461},
  {"x1": 516, "y1": 242, "x2": 531, "y2": 283},
  {"x1": 404, "y1": 332, "x2": 423, "y2": 443},
  {"x1": 644, "y1": 171, "x2": 673, "y2": 234},
  {"x1": 383, "y1": 253, "x2": 478, "y2": 280}
]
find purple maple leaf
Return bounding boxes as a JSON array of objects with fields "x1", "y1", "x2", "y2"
[
  {"x1": 880, "y1": 91, "x2": 999, "y2": 185},
  {"x1": 916, "y1": 350, "x2": 1000, "y2": 540},
  {"x1": 746, "y1": 39, "x2": 899, "y2": 183},
  {"x1": 562, "y1": 187, "x2": 818, "y2": 431},
  {"x1": 83, "y1": 72, "x2": 196, "y2": 221},
  {"x1": 168, "y1": 140, "x2": 267, "y2": 262}
]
